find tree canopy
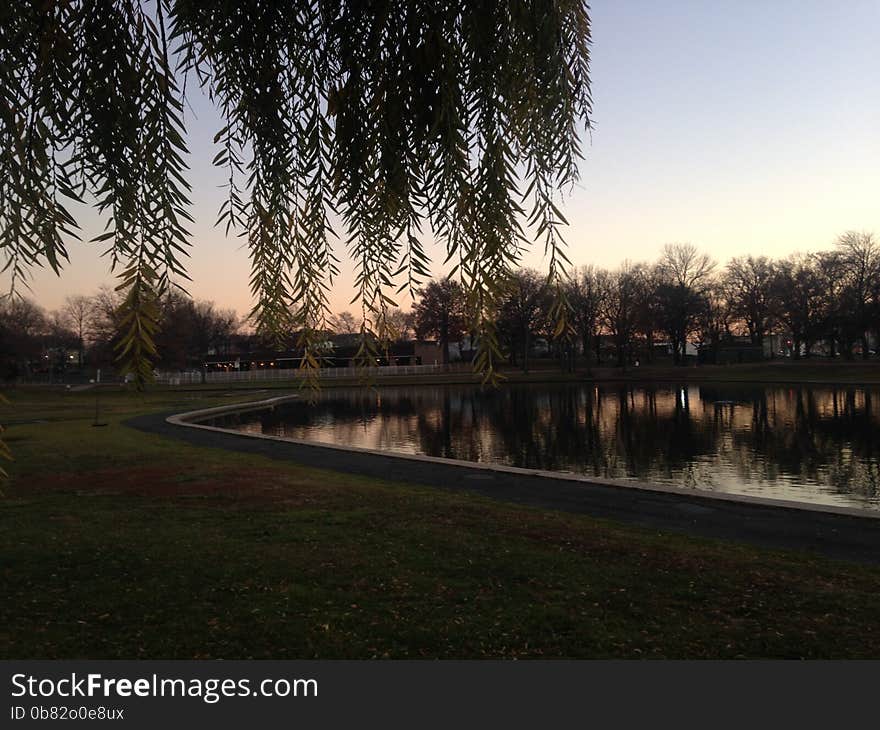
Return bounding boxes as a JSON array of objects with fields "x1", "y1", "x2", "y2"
[
  {"x1": 413, "y1": 277, "x2": 466, "y2": 365},
  {"x1": 1, "y1": 0, "x2": 593, "y2": 387}
]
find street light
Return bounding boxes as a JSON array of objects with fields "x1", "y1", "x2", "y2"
[{"x1": 90, "y1": 378, "x2": 107, "y2": 427}]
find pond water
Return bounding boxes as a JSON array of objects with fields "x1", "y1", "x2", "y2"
[{"x1": 205, "y1": 383, "x2": 880, "y2": 511}]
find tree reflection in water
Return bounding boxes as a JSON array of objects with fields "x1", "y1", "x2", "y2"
[{"x1": 209, "y1": 383, "x2": 880, "y2": 510}]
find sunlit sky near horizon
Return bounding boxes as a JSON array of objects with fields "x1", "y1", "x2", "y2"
[{"x1": 11, "y1": 0, "x2": 880, "y2": 317}]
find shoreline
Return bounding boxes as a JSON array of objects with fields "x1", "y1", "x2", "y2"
[
  {"x1": 8, "y1": 361, "x2": 880, "y2": 394},
  {"x1": 128, "y1": 405, "x2": 880, "y2": 565}
]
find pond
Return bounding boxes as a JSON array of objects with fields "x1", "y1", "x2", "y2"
[{"x1": 204, "y1": 383, "x2": 880, "y2": 511}]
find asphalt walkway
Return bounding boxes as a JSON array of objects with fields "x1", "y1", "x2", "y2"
[{"x1": 128, "y1": 411, "x2": 880, "y2": 565}]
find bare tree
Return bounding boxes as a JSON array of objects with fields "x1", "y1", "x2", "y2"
[
  {"x1": 378, "y1": 308, "x2": 415, "y2": 342},
  {"x1": 0, "y1": 297, "x2": 47, "y2": 377},
  {"x1": 496, "y1": 269, "x2": 550, "y2": 373},
  {"x1": 771, "y1": 254, "x2": 824, "y2": 358},
  {"x1": 724, "y1": 256, "x2": 777, "y2": 347},
  {"x1": 61, "y1": 295, "x2": 92, "y2": 365},
  {"x1": 835, "y1": 231, "x2": 880, "y2": 359},
  {"x1": 634, "y1": 265, "x2": 663, "y2": 364},
  {"x1": 695, "y1": 282, "x2": 732, "y2": 360},
  {"x1": 813, "y1": 251, "x2": 850, "y2": 358},
  {"x1": 86, "y1": 287, "x2": 125, "y2": 367},
  {"x1": 656, "y1": 244, "x2": 715, "y2": 363},
  {"x1": 565, "y1": 265, "x2": 605, "y2": 369},
  {"x1": 658, "y1": 243, "x2": 715, "y2": 291},
  {"x1": 330, "y1": 311, "x2": 359, "y2": 335},
  {"x1": 601, "y1": 262, "x2": 642, "y2": 368},
  {"x1": 154, "y1": 292, "x2": 240, "y2": 371}
]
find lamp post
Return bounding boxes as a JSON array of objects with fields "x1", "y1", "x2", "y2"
[{"x1": 90, "y1": 378, "x2": 107, "y2": 427}]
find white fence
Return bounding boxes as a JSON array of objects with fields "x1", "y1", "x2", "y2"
[{"x1": 157, "y1": 363, "x2": 445, "y2": 385}]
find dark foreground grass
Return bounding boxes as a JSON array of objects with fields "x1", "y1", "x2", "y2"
[{"x1": 3, "y1": 386, "x2": 880, "y2": 658}]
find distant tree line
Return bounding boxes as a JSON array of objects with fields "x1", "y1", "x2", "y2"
[
  {"x1": 0, "y1": 288, "x2": 240, "y2": 380},
  {"x1": 395, "y1": 231, "x2": 880, "y2": 370},
  {"x1": 3, "y1": 230, "x2": 878, "y2": 378}
]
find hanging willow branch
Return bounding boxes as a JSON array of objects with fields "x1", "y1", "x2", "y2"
[
  {"x1": 0, "y1": 392, "x2": 10, "y2": 482},
  {"x1": 1, "y1": 0, "x2": 592, "y2": 391}
]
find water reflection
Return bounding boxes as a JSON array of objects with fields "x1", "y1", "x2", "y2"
[{"x1": 209, "y1": 384, "x2": 880, "y2": 510}]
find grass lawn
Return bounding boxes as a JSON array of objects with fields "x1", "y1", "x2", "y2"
[{"x1": 2, "y1": 382, "x2": 880, "y2": 659}]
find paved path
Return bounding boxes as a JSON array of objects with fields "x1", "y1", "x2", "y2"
[{"x1": 128, "y1": 412, "x2": 880, "y2": 565}]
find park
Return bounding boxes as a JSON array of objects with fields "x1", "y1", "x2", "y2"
[
  {"x1": 2, "y1": 1, "x2": 880, "y2": 677},
  {"x1": 4, "y1": 360, "x2": 880, "y2": 659}
]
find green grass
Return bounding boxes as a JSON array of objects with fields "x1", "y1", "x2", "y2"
[{"x1": 3, "y1": 384, "x2": 880, "y2": 659}]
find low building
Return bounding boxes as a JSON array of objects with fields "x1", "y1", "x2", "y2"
[{"x1": 698, "y1": 338, "x2": 764, "y2": 365}]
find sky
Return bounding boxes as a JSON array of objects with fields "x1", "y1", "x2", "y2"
[{"x1": 11, "y1": 0, "x2": 880, "y2": 318}]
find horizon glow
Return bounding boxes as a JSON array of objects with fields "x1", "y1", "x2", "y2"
[{"x1": 7, "y1": 0, "x2": 879, "y2": 317}]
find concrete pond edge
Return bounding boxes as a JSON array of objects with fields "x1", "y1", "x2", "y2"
[{"x1": 166, "y1": 393, "x2": 880, "y2": 524}]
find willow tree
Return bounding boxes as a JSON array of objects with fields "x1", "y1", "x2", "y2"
[{"x1": 1, "y1": 1, "x2": 592, "y2": 467}]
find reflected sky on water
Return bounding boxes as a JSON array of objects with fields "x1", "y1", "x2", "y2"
[{"x1": 207, "y1": 383, "x2": 880, "y2": 511}]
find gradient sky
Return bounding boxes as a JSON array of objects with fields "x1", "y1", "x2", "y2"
[{"x1": 11, "y1": 0, "x2": 880, "y2": 318}]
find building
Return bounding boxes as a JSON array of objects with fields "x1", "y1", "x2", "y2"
[{"x1": 698, "y1": 338, "x2": 764, "y2": 365}]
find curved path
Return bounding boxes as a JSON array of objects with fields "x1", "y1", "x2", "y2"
[{"x1": 128, "y1": 410, "x2": 880, "y2": 565}]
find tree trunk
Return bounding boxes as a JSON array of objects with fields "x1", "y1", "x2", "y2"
[
  {"x1": 674, "y1": 334, "x2": 684, "y2": 365},
  {"x1": 440, "y1": 315, "x2": 450, "y2": 366}
]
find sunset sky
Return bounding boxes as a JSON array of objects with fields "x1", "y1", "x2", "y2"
[{"x1": 12, "y1": 0, "x2": 880, "y2": 318}]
